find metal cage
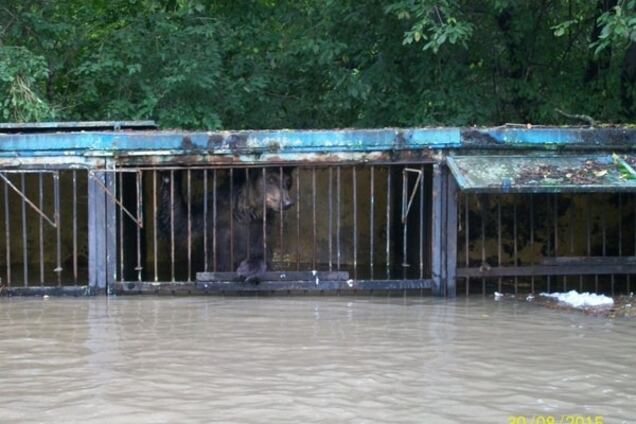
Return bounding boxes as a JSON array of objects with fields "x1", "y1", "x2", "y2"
[{"x1": 0, "y1": 122, "x2": 635, "y2": 296}]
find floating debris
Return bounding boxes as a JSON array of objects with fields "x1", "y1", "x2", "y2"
[{"x1": 540, "y1": 290, "x2": 614, "y2": 308}]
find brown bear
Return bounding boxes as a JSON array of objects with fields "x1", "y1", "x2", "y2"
[{"x1": 158, "y1": 168, "x2": 294, "y2": 282}]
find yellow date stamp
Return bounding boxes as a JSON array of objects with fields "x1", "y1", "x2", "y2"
[{"x1": 508, "y1": 416, "x2": 604, "y2": 424}]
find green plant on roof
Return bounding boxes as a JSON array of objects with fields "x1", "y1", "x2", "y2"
[{"x1": 612, "y1": 153, "x2": 636, "y2": 180}]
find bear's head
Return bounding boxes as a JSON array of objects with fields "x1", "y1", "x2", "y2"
[{"x1": 252, "y1": 168, "x2": 294, "y2": 212}]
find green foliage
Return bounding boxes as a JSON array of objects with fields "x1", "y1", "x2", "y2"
[
  {"x1": 0, "y1": 46, "x2": 56, "y2": 121},
  {"x1": 385, "y1": 0, "x2": 473, "y2": 53},
  {"x1": 0, "y1": 0, "x2": 635, "y2": 128},
  {"x1": 592, "y1": 0, "x2": 636, "y2": 54}
]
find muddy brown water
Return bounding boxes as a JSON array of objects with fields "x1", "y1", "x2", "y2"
[{"x1": 0, "y1": 297, "x2": 635, "y2": 423}]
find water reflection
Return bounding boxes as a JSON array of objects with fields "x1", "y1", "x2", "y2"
[{"x1": 0, "y1": 297, "x2": 634, "y2": 423}]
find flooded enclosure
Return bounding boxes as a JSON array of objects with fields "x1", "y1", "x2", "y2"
[
  {"x1": 458, "y1": 192, "x2": 636, "y2": 296},
  {"x1": 1, "y1": 297, "x2": 635, "y2": 423},
  {"x1": 113, "y1": 165, "x2": 433, "y2": 286},
  {"x1": 0, "y1": 124, "x2": 635, "y2": 296},
  {"x1": 0, "y1": 170, "x2": 89, "y2": 288}
]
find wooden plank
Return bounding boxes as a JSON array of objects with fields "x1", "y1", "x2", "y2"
[
  {"x1": 457, "y1": 264, "x2": 636, "y2": 278},
  {"x1": 114, "y1": 279, "x2": 433, "y2": 295},
  {"x1": 541, "y1": 256, "x2": 636, "y2": 265},
  {"x1": 431, "y1": 164, "x2": 443, "y2": 295},
  {"x1": 105, "y1": 172, "x2": 117, "y2": 293},
  {"x1": 87, "y1": 170, "x2": 116, "y2": 293},
  {"x1": 3, "y1": 286, "x2": 96, "y2": 296},
  {"x1": 445, "y1": 167, "x2": 458, "y2": 297},
  {"x1": 87, "y1": 174, "x2": 105, "y2": 290},
  {"x1": 197, "y1": 271, "x2": 350, "y2": 282}
]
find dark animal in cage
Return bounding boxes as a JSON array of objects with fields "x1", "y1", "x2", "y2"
[{"x1": 158, "y1": 168, "x2": 294, "y2": 282}]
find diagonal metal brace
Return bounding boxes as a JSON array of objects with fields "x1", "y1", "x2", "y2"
[
  {"x1": 401, "y1": 167, "x2": 423, "y2": 223},
  {"x1": 0, "y1": 172, "x2": 57, "y2": 228},
  {"x1": 88, "y1": 171, "x2": 143, "y2": 228}
]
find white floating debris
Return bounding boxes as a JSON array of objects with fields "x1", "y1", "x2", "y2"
[
  {"x1": 494, "y1": 291, "x2": 503, "y2": 300},
  {"x1": 346, "y1": 279, "x2": 354, "y2": 288},
  {"x1": 43, "y1": 295, "x2": 49, "y2": 299},
  {"x1": 540, "y1": 290, "x2": 614, "y2": 308},
  {"x1": 526, "y1": 294, "x2": 534, "y2": 301},
  {"x1": 311, "y1": 270, "x2": 317, "y2": 276},
  {"x1": 315, "y1": 277, "x2": 320, "y2": 286}
]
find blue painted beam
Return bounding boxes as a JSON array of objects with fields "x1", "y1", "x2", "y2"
[
  {"x1": 0, "y1": 128, "x2": 460, "y2": 157},
  {"x1": 461, "y1": 127, "x2": 636, "y2": 147},
  {"x1": 1, "y1": 127, "x2": 636, "y2": 158}
]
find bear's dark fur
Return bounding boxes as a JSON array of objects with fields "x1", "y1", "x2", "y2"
[{"x1": 158, "y1": 169, "x2": 294, "y2": 282}]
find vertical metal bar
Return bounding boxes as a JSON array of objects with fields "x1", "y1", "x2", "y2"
[
  {"x1": 587, "y1": 194, "x2": 596, "y2": 293},
  {"x1": 614, "y1": 194, "x2": 621, "y2": 295},
  {"x1": 213, "y1": 170, "x2": 218, "y2": 272},
  {"x1": 118, "y1": 172, "x2": 124, "y2": 282},
  {"x1": 555, "y1": 194, "x2": 566, "y2": 292},
  {"x1": 401, "y1": 169, "x2": 407, "y2": 280},
  {"x1": 72, "y1": 171, "x2": 78, "y2": 283},
  {"x1": 513, "y1": 196, "x2": 518, "y2": 294},
  {"x1": 601, "y1": 195, "x2": 610, "y2": 294},
  {"x1": 187, "y1": 169, "x2": 192, "y2": 282},
  {"x1": 170, "y1": 170, "x2": 175, "y2": 282},
  {"x1": 295, "y1": 168, "x2": 300, "y2": 271},
  {"x1": 229, "y1": 168, "x2": 234, "y2": 271},
  {"x1": 312, "y1": 167, "x2": 316, "y2": 269},
  {"x1": 619, "y1": 194, "x2": 623, "y2": 258},
  {"x1": 279, "y1": 167, "x2": 284, "y2": 266},
  {"x1": 568, "y1": 195, "x2": 579, "y2": 291},
  {"x1": 370, "y1": 166, "x2": 375, "y2": 279},
  {"x1": 4, "y1": 180, "x2": 10, "y2": 287},
  {"x1": 54, "y1": 172, "x2": 61, "y2": 286},
  {"x1": 329, "y1": 167, "x2": 333, "y2": 272},
  {"x1": 630, "y1": 193, "x2": 636, "y2": 293},
  {"x1": 497, "y1": 197, "x2": 502, "y2": 293},
  {"x1": 352, "y1": 166, "x2": 357, "y2": 278},
  {"x1": 20, "y1": 174, "x2": 27, "y2": 287},
  {"x1": 203, "y1": 169, "x2": 208, "y2": 272},
  {"x1": 553, "y1": 194, "x2": 559, "y2": 255},
  {"x1": 530, "y1": 194, "x2": 535, "y2": 293},
  {"x1": 385, "y1": 167, "x2": 391, "y2": 278},
  {"x1": 337, "y1": 167, "x2": 341, "y2": 271},
  {"x1": 419, "y1": 165, "x2": 424, "y2": 280},
  {"x1": 39, "y1": 174, "x2": 44, "y2": 285},
  {"x1": 136, "y1": 172, "x2": 142, "y2": 282},
  {"x1": 262, "y1": 168, "x2": 267, "y2": 265},
  {"x1": 465, "y1": 193, "x2": 470, "y2": 294},
  {"x1": 546, "y1": 195, "x2": 552, "y2": 292},
  {"x1": 153, "y1": 170, "x2": 158, "y2": 282},
  {"x1": 245, "y1": 168, "x2": 250, "y2": 259},
  {"x1": 480, "y1": 196, "x2": 486, "y2": 296}
]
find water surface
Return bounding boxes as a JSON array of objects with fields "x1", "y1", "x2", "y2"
[{"x1": 1, "y1": 296, "x2": 634, "y2": 423}]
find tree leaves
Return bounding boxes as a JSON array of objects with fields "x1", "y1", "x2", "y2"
[{"x1": 0, "y1": 0, "x2": 634, "y2": 128}]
